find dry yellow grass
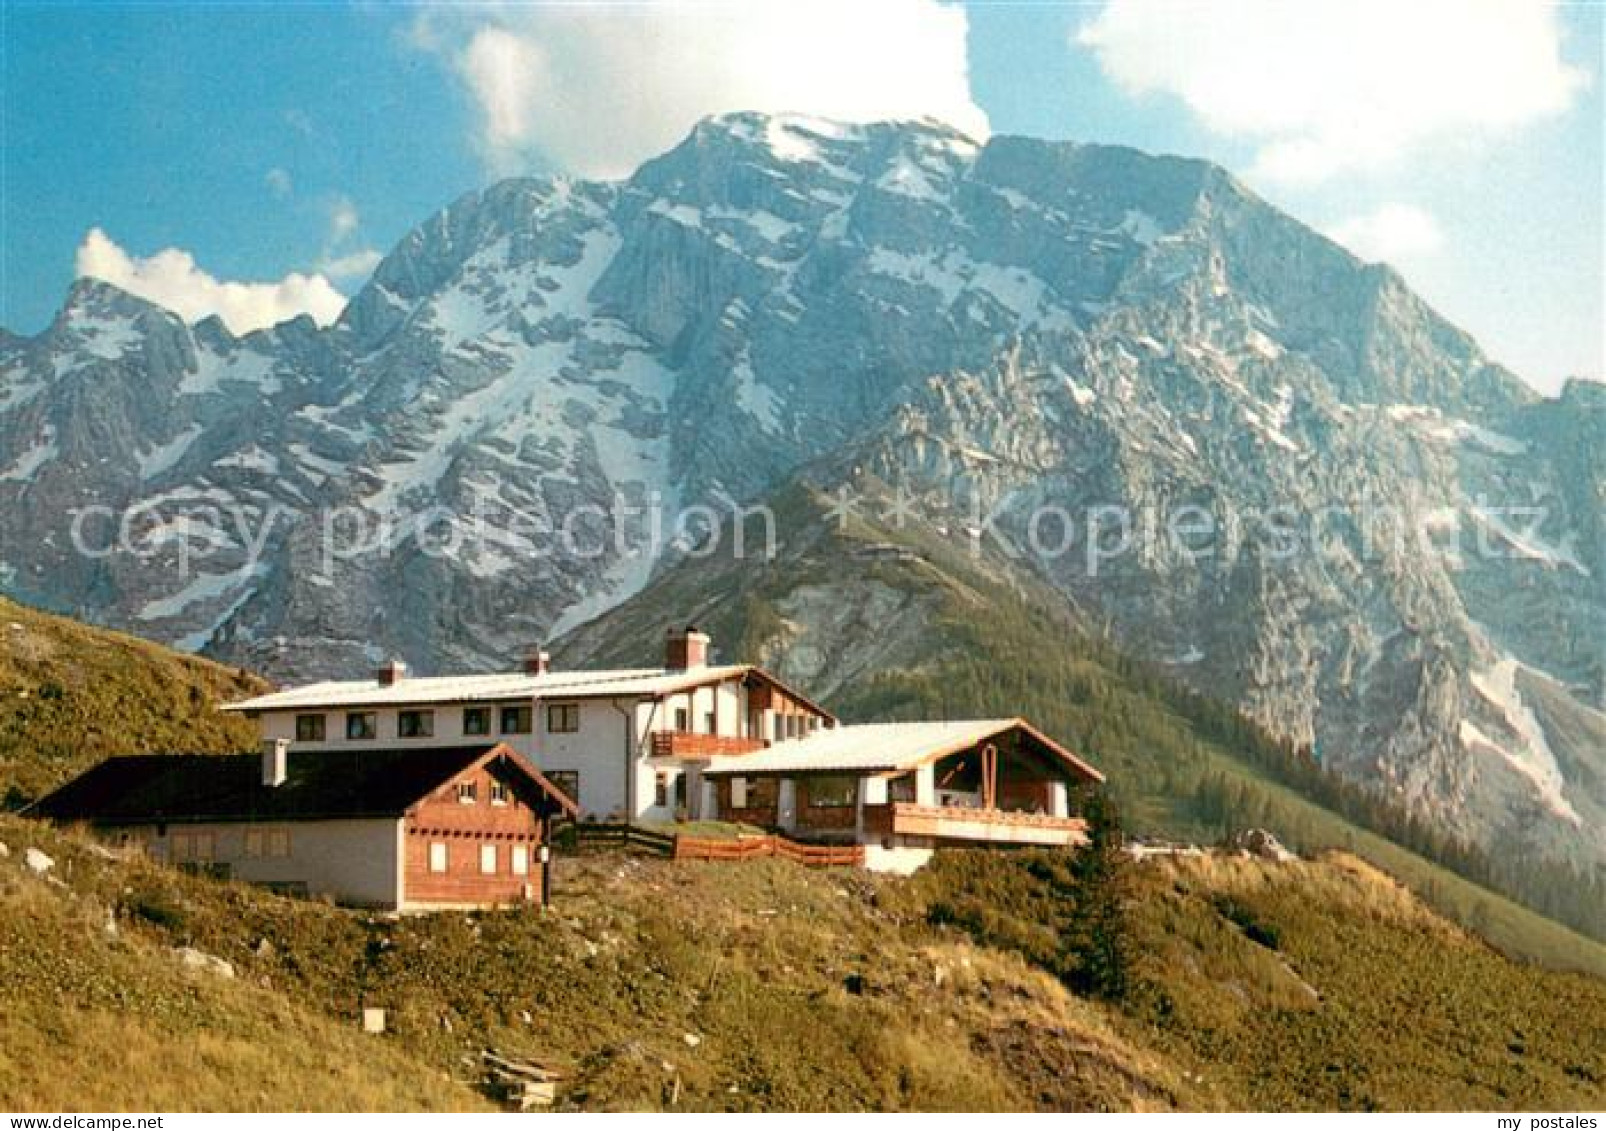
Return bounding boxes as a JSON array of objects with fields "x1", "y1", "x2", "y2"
[{"x1": 0, "y1": 873, "x2": 486, "y2": 1112}]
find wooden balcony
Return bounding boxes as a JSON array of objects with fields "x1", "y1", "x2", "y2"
[
  {"x1": 885, "y1": 802, "x2": 1089, "y2": 847},
  {"x1": 651, "y1": 731, "x2": 766, "y2": 759}
]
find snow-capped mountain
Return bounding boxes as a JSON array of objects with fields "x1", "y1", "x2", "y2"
[{"x1": 1, "y1": 113, "x2": 1601, "y2": 866}]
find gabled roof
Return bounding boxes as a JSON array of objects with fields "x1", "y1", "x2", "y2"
[
  {"x1": 699, "y1": 718, "x2": 1104, "y2": 782},
  {"x1": 220, "y1": 663, "x2": 833, "y2": 719},
  {"x1": 29, "y1": 743, "x2": 577, "y2": 826}
]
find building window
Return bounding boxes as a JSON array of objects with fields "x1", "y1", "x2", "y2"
[
  {"x1": 807, "y1": 775, "x2": 857, "y2": 809},
  {"x1": 500, "y1": 704, "x2": 532, "y2": 734},
  {"x1": 547, "y1": 703, "x2": 580, "y2": 733},
  {"x1": 295, "y1": 714, "x2": 326, "y2": 741},
  {"x1": 346, "y1": 711, "x2": 377, "y2": 740},
  {"x1": 171, "y1": 830, "x2": 215, "y2": 863},
  {"x1": 704, "y1": 711, "x2": 717, "y2": 735},
  {"x1": 747, "y1": 777, "x2": 778, "y2": 809},
  {"x1": 547, "y1": 771, "x2": 579, "y2": 809},
  {"x1": 429, "y1": 842, "x2": 448, "y2": 873},
  {"x1": 480, "y1": 844, "x2": 498, "y2": 875},
  {"x1": 489, "y1": 781, "x2": 509, "y2": 806},
  {"x1": 772, "y1": 715, "x2": 783, "y2": 743},
  {"x1": 654, "y1": 772, "x2": 670, "y2": 808},
  {"x1": 456, "y1": 781, "x2": 477, "y2": 804},
  {"x1": 731, "y1": 777, "x2": 748, "y2": 808},
  {"x1": 674, "y1": 706, "x2": 689, "y2": 731},
  {"x1": 398, "y1": 709, "x2": 434, "y2": 738},
  {"x1": 243, "y1": 828, "x2": 291, "y2": 858},
  {"x1": 463, "y1": 706, "x2": 490, "y2": 736},
  {"x1": 511, "y1": 845, "x2": 529, "y2": 876}
]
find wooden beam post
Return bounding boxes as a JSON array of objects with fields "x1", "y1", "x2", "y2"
[{"x1": 540, "y1": 812, "x2": 553, "y2": 909}]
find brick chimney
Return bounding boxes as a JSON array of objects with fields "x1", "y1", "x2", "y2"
[
  {"x1": 261, "y1": 737, "x2": 289, "y2": 788},
  {"x1": 665, "y1": 625, "x2": 710, "y2": 670},
  {"x1": 522, "y1": 645, "x2": 552, "y2": 675},
  {"x1": 375, "y1": 658, "x2": 408, "y2": 686}
]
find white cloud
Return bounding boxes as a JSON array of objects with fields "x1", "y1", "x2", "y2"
[
  {"x1": 320, "y1": 248, "x2": 384, "y2": 282},
  {"x1": 420, "y1": 0, "x2": 988, "y2": 178},
  {"x1": 1325, "y1": 203, "x2": 1445, "y2": 264},
  {"x1": 1078, "y1": 0, "x2": 1588, "y2": 183},
  {"x1": 75, "y1": 228, "x2": 348, "y2": 334},
  {"x1": 265, "y1": 167, "x2": 293, "y2": 198},
  {"x1": 327, "y1": 196, "x2": 360, "y2": 243},
  {"x1": 314, "y1": 196, "x2": 382, "y2": 285}
]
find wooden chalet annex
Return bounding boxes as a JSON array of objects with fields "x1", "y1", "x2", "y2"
[{"x1": 32, "y1": 741, "x2": 576, "y2": 910}]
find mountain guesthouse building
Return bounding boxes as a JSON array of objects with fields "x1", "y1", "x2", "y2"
[{"x1": 35, "y1": 626, "x2": 1104, "y2": 892}]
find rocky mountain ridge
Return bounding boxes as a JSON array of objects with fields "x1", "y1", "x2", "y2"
[{"x1": 1, "y1": 112, "x2": 1600, "y2": 866}]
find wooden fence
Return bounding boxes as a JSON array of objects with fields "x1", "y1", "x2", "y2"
[
  {"x1": 673, "y1": 834, "x2": 865, "y2": 868},
  {"x1": 570, "y1": 823, "x2": 677, "y2": 857},
  {"x1": 568, "y1": 824, "x2": 865, "y2": 868}
]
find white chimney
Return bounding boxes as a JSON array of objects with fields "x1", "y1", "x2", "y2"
[
  {"x1": 522, "y1": 646, "x2": 552, "y2": 675},
  {"x1": 665, "y1": 625, "x2": 710, "y2": 670},
  {"x1": 261, "y1": 737, "x2": 290, "y2": 788}
]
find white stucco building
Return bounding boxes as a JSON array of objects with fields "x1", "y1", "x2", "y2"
[{"x1": 223, "y1": 627, "x2": 834, "y2": 823}]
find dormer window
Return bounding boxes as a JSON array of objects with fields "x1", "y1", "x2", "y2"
[
  {"x1": 489, "y1": 781, "x2": 509, "y2": 806},
  {"x1": 456, "y1": 781, "x2": 477, "y2": 805}
]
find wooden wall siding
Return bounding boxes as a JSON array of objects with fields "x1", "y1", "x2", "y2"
[
  {"x1": 861, "y1": 804, "x2": 894, "y2": 839},
  {"x1": 999, "y1": 779, "x2": 1051, "y2": 812},
  {"x1": 747, "y1": 679, "x2": 825, "y2": 720},
  {"x1": 402, "y1": 761, "x2": 547, "y2": 906}
]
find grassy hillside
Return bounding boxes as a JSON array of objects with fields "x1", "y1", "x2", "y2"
[
  {"x1": 562, "y1": 482, "x2": 1606, "y2": 974},
  {"x1": 2, "y1": 814, "x2": 1600, "y2": 1111},
  {"x1": 889, "y1": 848, "x2": 1606, "y2": 1111},
  {"x1": 0, "y1": 596, "x2": 266, "y2": 806},
  {"x1": 0, "y1": 822, "x2": 486, "y2": 1110}
]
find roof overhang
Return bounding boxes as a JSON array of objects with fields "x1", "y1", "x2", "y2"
[{"x1": 700, "y1": 718, "x2": 1102, "y2": 782}]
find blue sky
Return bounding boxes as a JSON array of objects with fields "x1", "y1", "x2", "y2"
[{"x1": 2, "y1": 1, "x2": 1600, "y2": 394}]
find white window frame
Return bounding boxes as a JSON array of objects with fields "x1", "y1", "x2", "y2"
[
  {"x1": 479, "y1": 843, "x2": 498, "y2": 875},
  {"x1": 511, "y1": 845, "x2": 529, "y2": 876},
  {"x1": 429, "y1": 842, "x2": 449, "y2": 873}
]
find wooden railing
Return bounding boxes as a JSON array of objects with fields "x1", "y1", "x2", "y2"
[
  {"x1": 569, "y1": 823, "x2": 677, "y2": 857},
  {"x1": 674, "y1": 834, "x2": 864, "y2": 868},
  {"x1": 650, "y1": 731, "x2": 767, "y2": 758},
  {"x1": 885, "y1": 803, "x2": 1089, "y2": 844},
  {"x1": 891, "y1": 803, "x2": 1088, "y2": 831},
  {"x1": 565, "y1": 824, "x2": 863, "y2": 867}
]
